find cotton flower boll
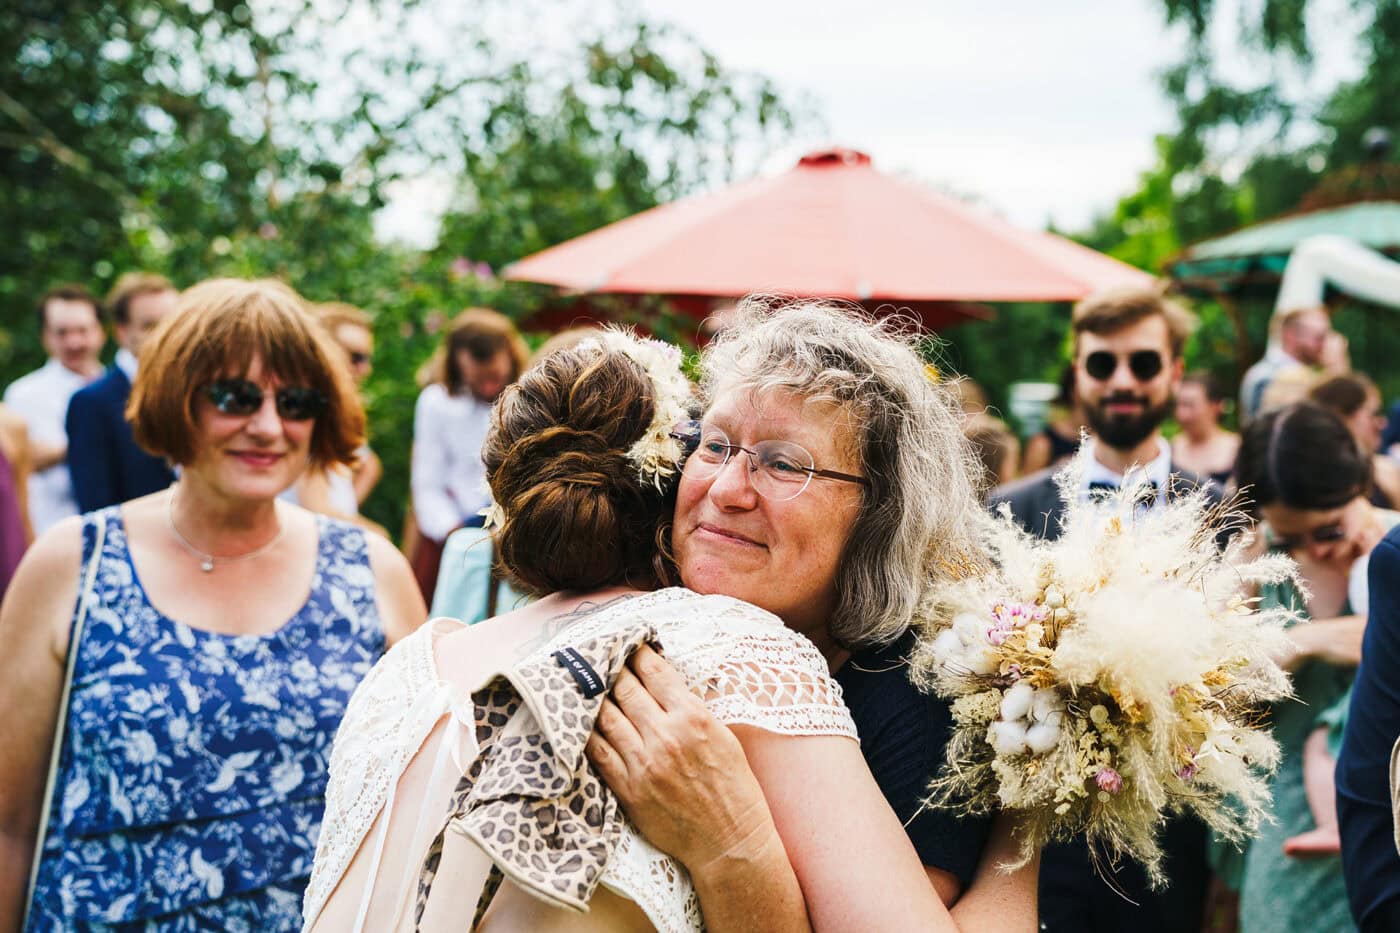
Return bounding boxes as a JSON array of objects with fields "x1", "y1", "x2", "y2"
[
  {"x1": 953, "y1": 612, "x2": 987, "y2": 645},
  {"x1": 1000, "y1": 682, "x2": 1035, "y2": 721},
  {"x1": 989, "y1": 719, "x2": 1029, "y2": 755},
  {"x1": 1025, "y1": 722, "x2": 1062, "y2": 754},
  {"x1": 1030, "y1": 687, "x2": 1065, "y2": 722},
  {"x1": 932, "y1": 628, "x2": 962, "y2": 662}
]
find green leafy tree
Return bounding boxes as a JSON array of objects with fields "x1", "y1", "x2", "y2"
[{"x1": 1, "y1": 0, "x2": 801, "y2": 537}]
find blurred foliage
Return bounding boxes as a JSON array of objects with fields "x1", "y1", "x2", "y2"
[
  {"x1": 949, "y1": 0, "x2": 1400, "y2": 430},
  {"x1": 0, "y1": 0, "x2": 799, "y2": 536}
]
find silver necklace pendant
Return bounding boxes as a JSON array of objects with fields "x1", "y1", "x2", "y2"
[{"x1": 200, "y1": 558, "x2": 215, "y2": 573}]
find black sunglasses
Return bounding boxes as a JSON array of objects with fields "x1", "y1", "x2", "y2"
[
  {"x1": 1084, "y1": 350, "x2": 1164, "y2": 382},
  {"x1": 204, "y1": 379, "x2": 328, "y2": 421}
]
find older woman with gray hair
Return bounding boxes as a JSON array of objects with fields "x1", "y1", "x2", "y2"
[{"x1": 587, "y1": 296, "x2": 1036, "y2": 923}]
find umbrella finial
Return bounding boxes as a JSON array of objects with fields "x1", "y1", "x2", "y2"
[{"x1": 798, "y1": 148, "x2": 871, "y2": 168}]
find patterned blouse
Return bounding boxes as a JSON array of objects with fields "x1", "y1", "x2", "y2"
[{"x1": 26, "y1": 507, "x2": 384, "y2": 931}]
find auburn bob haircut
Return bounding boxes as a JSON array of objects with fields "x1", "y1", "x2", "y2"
[{"x1": 128, "y1": 278, "x2": 365, "y2": 468}]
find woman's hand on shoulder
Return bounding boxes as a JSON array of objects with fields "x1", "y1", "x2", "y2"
[
  {"x1": 587, "y1": 645, "x2": 777, "y2": 871},
  {"x1": 364, "y1": 531, "x2": 427, "y2": 646}
]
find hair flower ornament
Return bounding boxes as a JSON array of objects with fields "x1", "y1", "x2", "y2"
[
  {"x1": 576, "y1": 329, "x2": 693, "y2": 491},
  {"x1": 913, "y1": 447, "x2": 1299, "y2": 886}
]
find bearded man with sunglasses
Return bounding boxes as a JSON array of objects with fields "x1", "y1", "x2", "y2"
[{"x1": 990, "y1": 286, "x2": 1220, "y2": 933}]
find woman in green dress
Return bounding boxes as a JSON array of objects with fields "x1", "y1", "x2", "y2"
[{"x1": 1224, "y1": 402, "x2": 1400, "y2": 933}]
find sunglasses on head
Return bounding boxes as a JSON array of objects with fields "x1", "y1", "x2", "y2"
[
  {"x1": 204, "y1": 379, "x2": 327, "y2": 421},
  {"x1": 1270, "y1": 521, "x2": 1347, "y2": 552},
  {"x1": 1083, "y1": 350, "x2": 1164, "y2": 382}
]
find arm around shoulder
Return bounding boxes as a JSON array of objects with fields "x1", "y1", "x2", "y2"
[{"x1": 365, "y1": 530, "x2": 427, "y2": 646}]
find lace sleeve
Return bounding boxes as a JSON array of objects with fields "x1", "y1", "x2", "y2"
[
  {"x1": 643, "y1": 590, "x2": 859, "y2": 741},
  {"x1": 303, "y1": 621, "x2": 455, "y2": 929}
]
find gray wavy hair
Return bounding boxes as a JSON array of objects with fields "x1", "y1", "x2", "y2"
[{"x1": 699, "y1": 296, "x2": 986, "y2": 649}]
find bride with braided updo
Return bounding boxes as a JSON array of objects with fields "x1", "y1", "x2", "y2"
[{"x1": 304, "y1": 327, "x2": 1032, "y2": 932}]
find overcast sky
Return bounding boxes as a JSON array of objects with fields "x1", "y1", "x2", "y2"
[{"x1": 375, "y1": 0, "x2": 1364, "y2": 246}]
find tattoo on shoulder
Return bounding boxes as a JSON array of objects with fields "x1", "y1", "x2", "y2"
[{"x1": 512, "y1": 593, "x2": 640, "y2": 660}]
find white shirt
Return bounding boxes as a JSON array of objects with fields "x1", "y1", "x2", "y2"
[
  {"x1": 114, "y1": 347, "x2": 138, "y2": 382},
  {"x1": 3, "y1": 359, "x2": 94, "y2": 533},
  {"x1": 1239, "y1": 345, "x2": 1302, "y2": 422},
  {"x1": 1076, "y1": 436, "x2": 1173, "y2": 508},
  {"x1": 411, "y1": 383, "x2": 493, "y2": 541}
]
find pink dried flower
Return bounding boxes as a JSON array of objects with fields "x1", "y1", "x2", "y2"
[{"x1": 1094, "y1": 768, "x2": 1123, "y2": 794}]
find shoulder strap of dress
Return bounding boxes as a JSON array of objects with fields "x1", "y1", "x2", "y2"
[{"x1": 23, "y1": 510, "x2": 107, "y2": 927}]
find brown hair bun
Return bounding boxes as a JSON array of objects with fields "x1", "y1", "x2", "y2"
[{"x1": 483, "y1": 343, "x2": 673, "y2": 595}]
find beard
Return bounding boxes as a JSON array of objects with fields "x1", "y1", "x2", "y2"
[{"x1": 1084, "y1": 392, "x2": 1173, "y2": 451}]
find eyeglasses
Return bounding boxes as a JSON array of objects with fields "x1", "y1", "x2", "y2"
[
  {"x1": 670, "y1": 420, "x2": 870, "y2": 502},
  {"x1": 204, "y1": 379, "x2": 328, "y2": 421},
  {"x1": 1083, "y1": 350, "x2": 1164, "y2": 382},
  {"x1": 1269, "y1": 521, "x2": 1347, "y2": 552}
]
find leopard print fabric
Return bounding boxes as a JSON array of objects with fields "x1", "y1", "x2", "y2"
[{"x1": 416, "y1": 623, "x2": 660, "y2": 926}]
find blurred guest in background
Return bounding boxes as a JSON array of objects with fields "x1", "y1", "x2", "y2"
[
  {"x1": 1240, "y1": 306, "x2": 1330, "y2": 423},
  {"x1": 3, "y1": 285, "x2": 105, "y2": 534},
  {"x1": 1379, "y1": 398, "x2": 1400, "y2": 458},
  {"x1": 1224, "y1": 401, "x2": 1397, "y2": 933},
  {"x1": 964, "y1": 415, "x2": 1020, "y2": 495},
  {"x1": 945, "y1": 375, "x2": 989, "y2": 419},
  {"x1": 0, "y1": 278, "x2": 425, "y2": 930},
  {"x1": 409, "y1": 307, "x2": 527, "y2": 603},
  {"x1": 1171, "y1": 371, "x2": 1239, "y2": 489},
  {"x1": 1020, "y1": 365, "x2": 1085, "y2": 475},
  {"x1": 65, "y1": 273, "x2": 178, "y2": 513},
  {"x1": 282, "y1": 302, "x2": 381, "y2": 527},
  {"x1": 1311, "y1": 373, "x2": 1400, "y2": 508},
  {"x1": 0, "y1": 404, "x2": 32, "y2": 600},
  {"x1": 315, "y1": 302, "x2": 380, "y2": 506}
]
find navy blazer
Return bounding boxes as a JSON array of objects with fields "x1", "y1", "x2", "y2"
[
  {"x1": 65, "y1": 366, "x2": 175, "y2": 512},
  {"x1": 1337, "y1": 526, "x2": 1400, "y2": 931}
]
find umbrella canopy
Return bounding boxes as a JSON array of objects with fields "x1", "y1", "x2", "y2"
[
  {"x1": 1167, "y1": 201, "x2": 1400, "y2": 297},
  {"x1": 505, "y1": 148, "x2": 1152, "y2": 327}
]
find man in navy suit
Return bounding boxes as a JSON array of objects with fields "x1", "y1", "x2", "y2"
[
  {"x1": 65, "y1": 273, "x2": 178, "y2": 512},
  {"x1": 1337, "y1": 524, "x2": 1400, "y2": 931}
]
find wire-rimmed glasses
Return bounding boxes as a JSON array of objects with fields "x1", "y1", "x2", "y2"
[{"x1": 669, "y1": 420, "x2": 869, "y2": 502}]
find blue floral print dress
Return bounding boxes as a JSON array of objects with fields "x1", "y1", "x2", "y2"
[{"x1": 26, "y1": 507, "x2": 385, "y2": 931}]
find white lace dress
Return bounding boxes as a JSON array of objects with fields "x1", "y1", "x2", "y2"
[{"x1": 303, "y1": 587, "x2": 858, "y2": 933}]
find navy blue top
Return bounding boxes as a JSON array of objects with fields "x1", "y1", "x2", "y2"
[
  {"x1": 65, "y1": 365, "x2": 176, "y2": 513},
  {"x1": 1338, "y1": 526, "x2": 1400, "y2": 931},
  {"x1": 833, "y1": 629, "x2": 991, "y2": 885},
  {"x1": 1381, "y1": 400, "x2": 1400, "y2": 453}
]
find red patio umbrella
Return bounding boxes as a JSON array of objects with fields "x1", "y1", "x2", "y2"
[{"x1": 505, "y1": 148, "x2": 1153, "y2": 330}]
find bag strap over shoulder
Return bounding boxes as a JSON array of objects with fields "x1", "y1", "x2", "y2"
[{"x1": 23, "y1": 511, "x2": 107, "y2": 928}]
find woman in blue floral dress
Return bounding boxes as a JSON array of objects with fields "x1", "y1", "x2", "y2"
[{"x1": 0, "y1": 279, "x2": 425, "y2": 930}]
